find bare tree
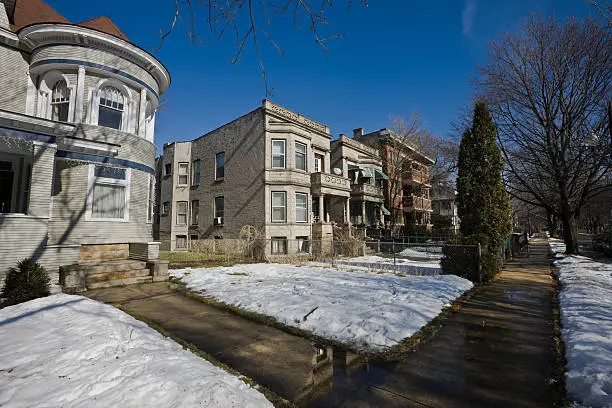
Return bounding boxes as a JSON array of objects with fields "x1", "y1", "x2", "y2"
[
  {"x1": 478, "y1": 15, "x2": 611, "y2": 254},
  {"x1": 156, "y1": 0, "x2": 368, "y2": 95}
]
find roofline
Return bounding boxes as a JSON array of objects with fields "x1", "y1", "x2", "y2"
[{"x1": 17, "y1": 23, "x2": 171, "y2": 91}]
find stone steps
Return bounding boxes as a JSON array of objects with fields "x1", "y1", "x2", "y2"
[
  {"x1": 86, "y1": 268, "x2": 151, "y2": 284},
  {"x1": 83, "y1": 260, "x2": 148, "y2": 275},
  {"x1": 87, "y1": 276, "x2": 153, "y2": 290}
]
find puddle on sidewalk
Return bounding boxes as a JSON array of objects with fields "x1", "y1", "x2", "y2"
[{"x1": 295, "y1": 344, "x2": 398, "y2": 407}]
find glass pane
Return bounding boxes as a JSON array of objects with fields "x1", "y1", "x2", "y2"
[
  {"x1": 296, "y1": 153, "x2": 305, "y2": 170},
  {"x1": 52, "y1": 102, "x2": 69, "y2": 122},
  {"x1": 272, "y1": 192, "x2": 285, "y2": 207},
  {"x1": 92, "y1": 183, "x2": 125, "y2": 219},
  {"x1": 193, "y1": 161, "x2": 200, "y2": 184},
  {"x1": 178, "y1": 164, "x2": 188, "y2": 175},
  {"x1": 272, "y1": 156, "x2": 284, "y2": 168},
  {"x1": 272, "y1": 141, "x2": 284, "y2": 155},
  {"x1": 98, "y1": 106, "x2": 122, "y2": 130},
  {"x1": 94, "y1": 166, "x2": 126, "y2": 180},
  {"x1": 177, "y1": 202, "x2": 187, "y2": 213},
  {"x1": 272, "y1": 207, "x2": 286, "y2": 222},
  {"x1": 215, "y1": 197, "x2": 224, "y2": 218}
]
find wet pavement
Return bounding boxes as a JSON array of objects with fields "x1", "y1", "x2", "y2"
[
  {"x1": 87, "y1": 239, "x2": 557, "y2": 407},
  {"x1": 303, "y1": 239, "x2": 557, "y2": 408}
]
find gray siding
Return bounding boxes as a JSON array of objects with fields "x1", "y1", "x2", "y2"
[
  {"x1": 28, "y1": 144, "x2": 55, "y2": 217},
  {"x1": 0, "y1": 45, "x2": 29, "y2": 114}
]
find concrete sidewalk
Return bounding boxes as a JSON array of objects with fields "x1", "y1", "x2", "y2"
[
  {"x1": 86, "y1": 283, "x2": 326, "y2": 402},
  {"x1": 305, "y1": 239, "x2": 558, "y2": 408}
]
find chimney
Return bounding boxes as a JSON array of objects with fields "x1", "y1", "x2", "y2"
[{"x1": 353, "y1": 128, "x2": 364, "y2": 138}]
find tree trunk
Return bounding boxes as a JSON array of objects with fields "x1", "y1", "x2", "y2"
[
  {"x1": 546, "y1": 209, "x2": 558, "y2": 237},
  {"x1": 561, "y1": 213, "x2": 579, "y2": 254}
]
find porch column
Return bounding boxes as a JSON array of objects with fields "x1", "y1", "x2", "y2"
[
  {"x1": 29, "y1": 142, "x2": 57, "y2": 218},
  {"x1": 318, "y1": 194, "x2": 324, "y2": 223},
  {"x1": 361, "y1": 201, "x2": 366, "y2": 225},
  {"x1": 345, "y1": 198, "x2": 351, "y2": 224},
  {"x1": 325, "y1": 196, "x2": 330, "y2": 223},
  {"x1": 74, "y1": 65, "x2": 85, "y2": 122},
  {"x1": 379, "y1": 206, "x2": 383, "y2": 225}
]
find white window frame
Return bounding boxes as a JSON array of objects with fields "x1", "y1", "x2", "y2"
[
  {"x1": 177, "y1": 162, "x2": 189, "y2": 186},
  {"x1": 296, "y1": 193, "x2": 308, "y2": 223},
  {"x1": 85, "y1": 164, "x2": 131, "y2": 222},
  {"x1": 271, "y1": 140, "x2": 286, "y2": 169},
  {"x1": 296, "y1": 236, "x2": 310, "y2": 253},
  {"x1": 214, "y1": 196, "x2": 224, "y2": 219},
  {"x1": 271, "y1": 237, "x2": 288, "y2": 255},
  {"x1": 162, "y1": 201, "x2": 170, "y2": 215},
  {"x1": 314, "y1": 153, "x2": 324, "y2": 173},
  {"x1": 87, "y1": 78, "x2": 135, "y2": 133},
  {"x1": 37, "y1": 70, "x2": 75, "y2": 122},
  {"x1": 271, "y1": 191, "x2": 287, "y2": 223},
  {"x1": 176, "y1": 201, "x2": 188, "y2": 225},
  {"x1": 146, "y1": 174, "x2": 155, "y2": 223},
  {"x1": 295, "y1": 142, "x2": 307, "y2": 171}
]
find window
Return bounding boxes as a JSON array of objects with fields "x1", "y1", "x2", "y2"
[
  {"x1": 176, "y1": 235, "x2": 187, "y2": 249},
  {"x1": 296, "y1": 236, "x2": 310, "y2": 253},
  {"x1": 98, "y1": 86, "x2": 124, "y2": 130},
  {"x1": 271, "y1": 237, "x2": 287, "y2": 255},
  {"x1": 214, "y1": 196, "x2": 224, "y2": 219},
  {"x1": 164, "y1": 163, "x2": 172, "y2": 176},
  {"x1": 296, "y1": 193, "x2": 308, "y2": 222},
  {"x1": 87, "y1": 165, "x2": 130, "y2": 221},
  {"x1": 51, "y1": 80, "x2": 70, "y2": 122},
  {"x1": 314, "y1": 153, "x2": 324, "y2": 173},
  {"x1": 162, "y1": 202, "x2": 170, "y2": 215},
  {"x1": 147, "y1": 175, "x2": 155, "y2": 223},
  {"x1": 272, "y1": 140, "x2": 285, "y2": 168},
  {"x1": 192, "y1": 160, "x2": 201, "y2": 185},
  {"x1": 271, "y1": 191, "x2": 286, "y2": 222},
  {"x1": 295, "y1": 142, "x2": 306, "y2": 171},
  {"x1": 176, "y1": 201, "x2": 187, "y2": 225},
  {"x1": 191, "y1": 200, "x2": 199, "y2": 225},
  {"x1": 0, "y1": 154, "x2": 32, "y2": 214},
  {"x1": 177, "y1": 163, "x2": 188, "y2": 185},
  {"x1": 216, "y1": 152, "x2": 225, "y2": 180}
]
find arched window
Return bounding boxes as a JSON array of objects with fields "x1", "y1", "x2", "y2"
[
  {"x1": 51, "y1": 80, "x2": 70, "y2": 122},
  {"x1": 98, "y1": 86, "x2": 124, "y2": 130}
]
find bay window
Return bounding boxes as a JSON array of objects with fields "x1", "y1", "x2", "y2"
[
  {"x1": 271, "y1": 191, "x2": 286, "y2": 222},
  {"x1": 272, "y1": 140, "x2": 285, "y2": 168},
  {"x1": 86, "y1": 165, "x2": 130, "y2": 221}
]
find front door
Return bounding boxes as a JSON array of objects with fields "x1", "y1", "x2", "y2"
[{"x1": 0, "y1": 165, "x2": 14, "y2": 213}]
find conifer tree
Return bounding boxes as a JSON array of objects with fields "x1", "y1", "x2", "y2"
[{"x1": 457, "y1": 101, "x2": 512, "y2": 278}]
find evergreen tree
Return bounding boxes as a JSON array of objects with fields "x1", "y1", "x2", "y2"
[{"x1": 456, "y1": 101, "x2": 512, "y2": 279}]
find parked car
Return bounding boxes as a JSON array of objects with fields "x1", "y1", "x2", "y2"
[{"x1": 592, "y1": 231, "x2": 612, "y2": 257}]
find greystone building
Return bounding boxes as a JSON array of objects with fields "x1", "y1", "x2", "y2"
[
  {"x1": 156, "y1": 100, "x2": 390, "y2": 253},
  {"x1": 431, "y1": 184, "x2": 460, "y2": 234},
  {"x1": 0, "y1": 0, "x2": 169, "y2": 287}
]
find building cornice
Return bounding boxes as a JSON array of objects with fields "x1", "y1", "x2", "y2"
[
  {"x1": 263, "y1": 99, "x2": 330, "y2": 137},
  {"x1": 17, "y1": 24, "x2": 170, "y2": 95}
]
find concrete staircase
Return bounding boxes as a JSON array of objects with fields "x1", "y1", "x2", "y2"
[{"x1": 81, "y1": 260, "x2": 153, "y2": 289}]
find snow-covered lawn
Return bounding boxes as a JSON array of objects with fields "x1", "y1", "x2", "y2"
[
  {"x1": 0, "y1": 294, "x2": 272, "y2": 408},
  {"x1": 329, "y1": 255, "x2": 441, "y2": 275},
  {"x1": 552, "y1": 248, "x2": 612, "y2": 408},
  {"x1": 397, "y1": 246, "x2": 444, "y2": 260},
  {"x1": 172, "y1": 264, "x2": 472, "y2": 352}
]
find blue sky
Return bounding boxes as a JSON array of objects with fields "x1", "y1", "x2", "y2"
[{"x1": 56, "y1": 0, "x2": 595, "y2": 153}]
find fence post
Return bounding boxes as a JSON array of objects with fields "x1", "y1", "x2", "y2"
[
  {"x1": 331, "y1": 239, "x2": 335, "y2": 268},
  {"x1": 477, "y1": 243, "x2": 482, "y2": 284},
  {"x1": 393, "y1": 240, "x2": 396, "y2": 269}
]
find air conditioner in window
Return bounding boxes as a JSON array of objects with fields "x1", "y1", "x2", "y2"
[{"x1": 214, "y1": 217, "x2": 224, "y2": 225}]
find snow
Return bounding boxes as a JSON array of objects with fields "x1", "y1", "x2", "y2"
[
  {"x1": 550, "y1": 239, "x2": 566, "y2": 256},
  {"x1": 397, "y1": 246, "x2": 444, "y2": 260},
  {"x1": 552, "y1": 249, "x2": 612, "y2": 408},
  {"x1": 0, "y1": 294, "x2": 272, "y2": 408},
  {"x1": 172, "y1": 264, "x2": 473, "y2": 352}
]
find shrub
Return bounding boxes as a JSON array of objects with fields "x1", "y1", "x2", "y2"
[{"x1": 1, "y1": 259, "x2": 50, "y2": 306}]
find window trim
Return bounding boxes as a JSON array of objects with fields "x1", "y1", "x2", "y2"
[
  {"x1": 85, "y1": 164, "x2": 131, "y2": 222},
  {"x1": 214, "y1": 196, "x2": 225, "y2": 219},
  {"x1": 271, "y1": 139, "x2": 286, "y2": 169},
  {"x1": 295, "y1": 142, "x2": 307, "y2": 171},
  {"x1": 87, "y1": 78, "x2": 135, "y2": 133},
  {"x1": 37, "y1": 70, "x2": 75, "y2": 122},
  {"x1": 271, "y1": 237, "x2": 288, "y2": 255},
  {"x1": 177, "y1": 162, "x2": 189, "y2": 186},
  {"x1": 271, "y1": 191, "x2": 287, "y2": 223},
  {"x1": 215, "y1": 152, "x2": 225, "y2": 181},
  {"x1": 176, "y1": 200, "x2": 188, "y2": 226},
  {"x1": 296, "y1": 236, "x2": 310, "y2": 253},
  {"x1": 146, "y1": 174, "x2": 155, "y2": 223},
  {"x1": 176, "y1": 235, "x2": 187, "y2": 249},
  {"x1": 191, "y1": 200, "x2": 199, "y2": 225},
  {"x1": 295, "y1": 192, "x2": 308, "y2": 223},
  {"x1": 192, "y1": 159, "x2": 201, "y2": 185}
]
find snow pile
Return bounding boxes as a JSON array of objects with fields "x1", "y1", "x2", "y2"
[
  {"x1": 549, "y1": 239, "x2": 566, "y2": 257},
  {"x1": 0, "y1": 294, "x2": 272, "y2": 408},
  {"x1": 172, "y1": 264, "x2": 472, "y2": 351},
  {"x1": 398, "y1": 246, "x2": 444, "y2": 260},
  {"x1": 331, "y1": 255, "x2": 441, "y2": 275},
  {"x1": 554, "y1": 255, "x2": 612, "y2": 408}
]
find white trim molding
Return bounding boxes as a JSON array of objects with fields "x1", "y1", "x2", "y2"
[
  {"x1": 37, "y1": 70, "x2": 76, "y2": 122},
  {"x1": 85, "y1": 163, "x2": 131, "y2": 222},
  {"x1": 87, "y1": 77, "x2": 136, "y2": 134}
]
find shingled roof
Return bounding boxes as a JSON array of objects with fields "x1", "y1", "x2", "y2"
[
  {"x1": 8, "y1": 0, "x2": 130, "y2": 43},
  {"x1": 9, "y1": 0, "x2": 70, "y2": 31},
  {"x1": 76, "y1": 16, "x2": 130, "y2": 42}
]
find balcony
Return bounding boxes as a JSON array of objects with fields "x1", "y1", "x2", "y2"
[
  {"x1": 402, "y1": 195, "x2": 432, "y2": 212},
  {"x1": 310, "y1": 172, "x2": 351, "y2": 197},
  {"x1": 351, "y1": 183, "x2": 384, "y2": 202},
  {"x1": 403, "y1": 170, "x2": 430, "y2": 186}
]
